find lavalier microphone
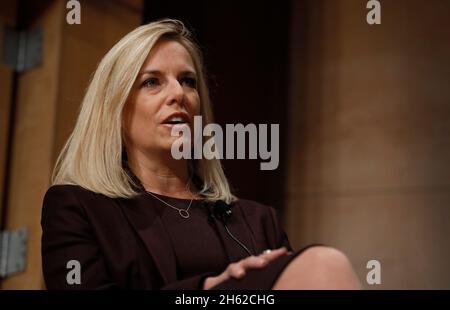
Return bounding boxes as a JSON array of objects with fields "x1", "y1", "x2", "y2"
[{"x1": 209, "y1": 200, "x2": 253, "y2": 256}]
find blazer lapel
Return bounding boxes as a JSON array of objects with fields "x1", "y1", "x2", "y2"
[{"x1": 118, "y1": 193, "x2": 177, "y2": 284}]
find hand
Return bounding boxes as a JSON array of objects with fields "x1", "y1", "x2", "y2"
[{"x1": 203, "y1": 247, "x2": 289, "y2": 290}]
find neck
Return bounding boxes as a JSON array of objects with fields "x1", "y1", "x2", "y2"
[{"x1": 126, "y1": 148, "x2": 195, "y2": 199}]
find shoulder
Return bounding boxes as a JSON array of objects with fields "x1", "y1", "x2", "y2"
[
  {"x1": 44, "y1": 184, "x2": 92, "y2": 200},
  {"x1": 232, "y1": 198, "x2": 290, "y2": 248},
  {"x1": 42, "y1": 184, "x2": 112, "y2": 220},
  {"x1": 233, "y1": 198, "x2": 278, "y2": 219},
  {"x1": 233, "y1": 198, "x2": 271, "y2": 209},
  {"x1": 43, "y1": 184, "x2": 89, "y2": 214},
  {"x1": 43, "y1": 184, "x2": 103, "y2": 209},
  {"x1": 43, "y1": 184, "x2": 115, "y2": 203}
]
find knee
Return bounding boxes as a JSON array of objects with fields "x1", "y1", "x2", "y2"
[
  {"x1": 274, "y1": 246, "x2": 361, "y2": 289},
  {"x1": 296, "y1": 246, "x2": 354, "y2": 272}
]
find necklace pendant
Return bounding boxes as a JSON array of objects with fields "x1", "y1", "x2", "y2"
[{"x1": 179, "y1": 209, "x2": 190, "y2": 219}]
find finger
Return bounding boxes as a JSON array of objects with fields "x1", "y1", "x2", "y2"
[
  {"x1": 224, "y1": 256, "x2": 266, "y2": 281},
  {"x1": 228, "y1": 263, "x2": 247, "y2": 279},
  {"x1": 259, "y1": 247, "x2": 288, "y2": 262},
  {"x1": 240, "y1": 255, "x2": 268, "y2": 270},
  {"x1": 260, "y1": 247, "x2": 288, "y2": 257},
  {"x1": 214, "y1": 271, "x2": 231, "y2": 286}
]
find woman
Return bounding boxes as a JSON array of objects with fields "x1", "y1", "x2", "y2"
[{"x1": 41, "y1": 19, "x2": 361, "y2": 290}]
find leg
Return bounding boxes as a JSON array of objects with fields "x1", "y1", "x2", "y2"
[{"x1": 272, "y1": 246, "x2": 362, "y2": 290}]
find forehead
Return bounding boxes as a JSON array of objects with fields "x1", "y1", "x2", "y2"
[{"x1": 141, "y1": 39, "x2": 195, "y2": 71}]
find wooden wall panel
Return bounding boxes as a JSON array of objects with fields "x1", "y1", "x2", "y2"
[
  {"x1": 0, "y1": 1, "x2": 17, "y2": 233},
  {"x1": 54, "y1": 0, "x2": 144, "y2": 160},
  {"x1": 286, "y1": 0, "x2": 450, "y2": 289},
  {"x1": 2, "y1": 0, "x2": 65, "y2": 289},
  {"x1": 2, "y1": 0, "x2": 142, "y2": 289}
]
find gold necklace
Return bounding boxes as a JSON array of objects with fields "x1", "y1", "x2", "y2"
[{"x1": 146, "y1": 191, "x2": 194, "y2": 219}]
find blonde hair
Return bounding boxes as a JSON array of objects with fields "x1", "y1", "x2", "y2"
[{"x1": 52, "y1": 19, "x2": 236, "y2": 203}]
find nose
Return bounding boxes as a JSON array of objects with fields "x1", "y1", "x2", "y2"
[{"x1": 166, "y1": 78, "x2": 185, "y2": 106}]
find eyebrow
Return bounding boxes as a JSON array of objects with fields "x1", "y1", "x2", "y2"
[{"x1": 138, "y1": 69, "x2": 197, "y2": 77}]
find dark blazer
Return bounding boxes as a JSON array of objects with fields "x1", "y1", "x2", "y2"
[{"x1": 41, "y1": 184, "x2": 292, "y2": 290}]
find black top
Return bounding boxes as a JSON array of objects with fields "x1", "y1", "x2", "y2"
[{"x1": 146, "y1": 193, "x2": 230, "y2": 278}]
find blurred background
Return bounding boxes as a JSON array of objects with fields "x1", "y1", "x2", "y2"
[{"x1": 1, "y1": 0, "x2": 449, "y2": 289}]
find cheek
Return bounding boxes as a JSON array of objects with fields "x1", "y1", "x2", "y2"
[
  {"x1": 124, "y1": 98, "x2": 159, "y2": 143},
  {"x1": 189, "y1": 93, "x2": 201, "y2": 115}
]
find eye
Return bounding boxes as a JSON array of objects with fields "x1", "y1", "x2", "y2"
[
  {"x1": 180, "y1": 77, "x2": 197, "y2": 89},
  {"x1": 142, "y1": 77, "x2": 159, "y2": 88}
]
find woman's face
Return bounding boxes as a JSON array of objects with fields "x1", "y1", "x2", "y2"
[{"x1": 123, "y1": 39, "x2": 200, "y2": 156}]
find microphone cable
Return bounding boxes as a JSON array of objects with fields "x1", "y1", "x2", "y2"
[
  {"x1": 210, "y1": 200, "x2": 254, "y2": 256},
  {"x1": 223, "y1": 222, "x2": 253, "y2": 257}
]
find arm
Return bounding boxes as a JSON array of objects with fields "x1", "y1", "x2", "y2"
[
  {"x1": 41, "y1": 186, "x2": 117, "y2": 289},
  {"x1": 202, "y1": 203, "x2": 293, "y2": 290},
  {"x1": 202, "y1": 248, "x2": 289, "y2": 290},
  {"x1": 267, "y1": 206, "x2": 293, "y2": 251},
  {"x1": 42, "y1": 185, "x2": 216, "y2": 290}
]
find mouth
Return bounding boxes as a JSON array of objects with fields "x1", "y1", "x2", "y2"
[{"x1": 161, "y1": 112, "x2": 191, "y2": 127}]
